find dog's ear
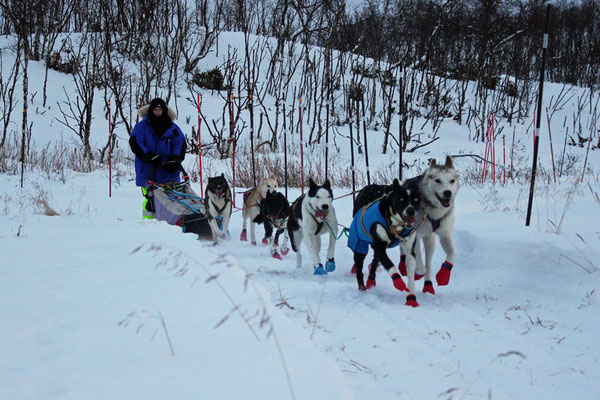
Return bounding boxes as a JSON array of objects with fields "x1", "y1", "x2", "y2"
[
  {"x1": 322, "y1": 179, "x2": 331, "y2": 191},
  {"x1": 392, "y1": 178, "x2": 401, "y2": 190},
  {"x1": 429, "y1": 158, "x2": 437, "y2": 167},
  {"x1": 308, "y1": 178, "x2": 317, "y2": 190},
  {"x1": 253, "y1": 214, "x2": 264, "y2": 224},
  {"x1": 445, "y1": 155, "x2": 454, "y2": 168},
  {"x1": 220, "y1": 173, "x2": 225, "y2": 178}
]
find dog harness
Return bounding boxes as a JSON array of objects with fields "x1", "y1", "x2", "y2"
[{"x1": 348, "y1": 200, "x2": 414, "y2": 255}]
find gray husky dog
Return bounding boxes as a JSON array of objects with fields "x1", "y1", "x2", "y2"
[{"x1": 404, "y1": 156, "x2": 459, "y2": 294}]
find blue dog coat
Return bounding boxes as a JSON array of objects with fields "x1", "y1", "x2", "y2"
[{"x1": 348, "y1": 200, "x2": 402, "y2": 254}]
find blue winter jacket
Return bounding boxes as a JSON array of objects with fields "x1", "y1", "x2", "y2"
[
  {"x1": 348, "y1": 200, "x2": 401, "y2": 254},
  {"x1": 131, "y1": 113, "x2": 186, "y2": 186}
]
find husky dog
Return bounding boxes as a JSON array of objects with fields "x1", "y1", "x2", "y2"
[
  {"x1": 404, "y1": 156, "x2": 459, "y2": 294},
  {"x1": 204, "y1": 174, "x2": 232, "y2": 243},
  {"x1": 348, "y1": 179, "x2": 423, "y2": 306},
  {"x1": 353, "y1": 183, "x2": 395, "y2": 216},
  {"x1": 253, "y1": 191, "x2": 290, "y2": 260},
  {"x1": 241, "y1": 177, "x2": 279, "y2": 245},
  {"x1": 287, "y1": 178, "x2": 338, "y2": 275}
]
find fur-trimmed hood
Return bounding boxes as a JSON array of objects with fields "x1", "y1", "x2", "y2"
[{"x1": 137, "y1": 104, "x2": 177, "y2": 121}]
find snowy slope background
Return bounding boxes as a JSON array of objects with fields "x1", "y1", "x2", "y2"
[{"x1": 1, "y1": 30, "x2": 600, "y2": 400}]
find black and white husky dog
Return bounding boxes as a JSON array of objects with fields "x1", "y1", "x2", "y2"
[
  {"x1": 348, "y1": 179, "x2": 423, "y2": 306},
  {"x1": 204, "y1": 174, "x2": 232, "y2": 243},
  {"x1": 287, "y1": 178, "x2": 338, "y2": 275},
  {"x1": 253, "y1": 191, "x2": 290, "y2": 260}
]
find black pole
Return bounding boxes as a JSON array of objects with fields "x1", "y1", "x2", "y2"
[
  {"x1": 325, "y1": 102, "x2": 329, "y2": 181},
  {"x1": 283, "y1": 101, "x2": 288, "y2": 199},
  {"x1": 249, "y1": 92, "x2": 256, "y2": 187},
  {"x1": 398, "y1": 75, "x2": 404, "y2": 181},
  {"x1": 526, "y1": 4, "x2": 550, "y2": 226},
  {"x1": 361, "y1": 95, "x2": 371, "y2": 185},
  {"x1": 349, "y1": 100, "x2": 356, "y2": 203}
]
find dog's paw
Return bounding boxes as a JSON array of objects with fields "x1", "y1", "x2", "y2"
[
  {"x1": 272, "y1": 252, "x2": 282, "y2": 260},
  {"x1": 262, "y1": 236, "x2": 270, "y2": 245},
  {"x1": 251, "y1": 241, "x2": 257, "y2": 246},
  {"x1": 398, "y1": 255, "x2": 407, "y2": 276},
  {"x1": 365, "y1": 278, "x2": 376, "y2": 290},
  {"x1": 391, "y1": 273, "x2": 408, "y2": 292},
  {"x1": 423, "y1": 280, "x2": 435, "y2": 294},
  {"x1": 281, "y1": 247, "x2": 290, "y2": 256},
  {"x1": 414, "y1": 272, "x2": 424, "y2": 280},
  {"x1": 314, "y1": 264, "x2": 327, "y2": 275},
  {"x1": 240, "y1": 230, "x2": 247, "y2": 241},
  {"x1": 350, "y1": 264, "x2": 356, "y2": 274},
  {"x1": 436, "y1": 261, "x2": 453, "y2": 286},
  {"x1": 325, "y1": 259, "x2": 336, "y2": 273},
  {"x1": 358, "y1": 284, "x2": 366, "y2": 292},
  {"x1": 405, "y1": 294, "x2": 419, "y2": 307}
]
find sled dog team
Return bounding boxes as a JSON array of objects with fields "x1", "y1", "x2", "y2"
[{"x1": 205, "y1": 156, "x2": 459, "y2": 307}]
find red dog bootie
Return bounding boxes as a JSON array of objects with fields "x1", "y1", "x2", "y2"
[
  {"x1": 405, "y1": 294, "x2": 419, "y2": 307},
  {"x1": 391, "y1": 273, "x2": 408, "y2": 292},
  {"x1": 414, "y1": 272, "x2": 424, "y2": 280},
  {"x1": 398, "y1": 255, "x2": 407, "y2": 276},
  {"x1": 351, "y1": 264, "x2": 356, "y2": 274},
  {"x1": 423, "y1": 280, "x2": 435, "y2": 294},
  {"x1": 240, "y1": 229, "x2": 247, "y2": 241},
  {"x1": 365, "y1": 274, "x2": 377, "y2": 290},
  {"x1": 262, "y1": 236, "x2": 269, "y2": 245},
  {"x1": 436, "y1": 261, "x2": 453, "y2": 286}
]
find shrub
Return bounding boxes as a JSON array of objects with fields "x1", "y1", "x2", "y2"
[{"x1": 191, "y1": 67, "x2": 225, "y2": 91}]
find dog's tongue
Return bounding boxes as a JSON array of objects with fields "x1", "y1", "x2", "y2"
[
  {"x1": 314, "y1": 209, "x2": 329, "y2": 220},
  {"x1": 404, "y1": 215, "x2": 417, "y2": 227}
]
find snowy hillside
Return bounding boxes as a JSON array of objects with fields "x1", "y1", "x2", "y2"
[{"x1": 1, "y1": 29, "x2": 600, "y2": 399}]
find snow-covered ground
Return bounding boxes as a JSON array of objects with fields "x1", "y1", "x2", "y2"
[
  {"x1": 1, "y1": 30, "x2": 599, "y2": 399},
  {"x1": 1, "y1": 168, "x2": 599, "y2": 399}
]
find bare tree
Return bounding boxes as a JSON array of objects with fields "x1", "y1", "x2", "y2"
[{"x1": 56, "y1": 32, "x2": 102, "y2": 160}]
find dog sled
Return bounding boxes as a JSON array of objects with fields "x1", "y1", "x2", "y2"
[{"x1": 145, "y1": 168, "x2": 214, "y2": 240}]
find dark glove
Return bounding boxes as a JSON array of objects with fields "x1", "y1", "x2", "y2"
[
  {"x1": 142, "y1": 152, "x2": 162, "y2": 168},
  {"x1": 163, "y1": 157, "x2": 181, "y2": 172}
]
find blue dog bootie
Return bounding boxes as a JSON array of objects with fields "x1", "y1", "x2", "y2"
[
  {"x1": 314, "y1": 264, "x2": 327, "y2": 275},
  {"x1": 325, "y1": 259, "x2": 336, "y2": 273}
]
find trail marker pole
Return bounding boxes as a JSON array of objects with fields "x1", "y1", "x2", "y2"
[
  {"x1": 197, "y1": 93, "x2": 203, "y2": 197},
  {"x1": 299, "y1": 96, "x2": 305, "y2": 194},
  {"x1": 398, "y1": 76, "x2": 404, "y2": 180},
  {"x1": 492, "y1": 114, "x2": 496, "y2": 185},
  {"x1": 108, "y1": 99, "x2": 112, "y2": 198},
  {"x1": 249, "y1": 92, "x2": 256, "y2": 187},
  {"x1": 325, "y1": 103, "x2": 329, "y2": 181},
  {"x1": 503, "y1": 134, "x2": 506, "y2": 185},
  {"x1": 283, "y1": 101, "x2": 288, "y2": 199},
  {"x1": 349, "y1": 100, "x2": 356, "y2": 203},
  {"x1": 230, "y1": 92, "x2": 236, "y2": 207},
  {"x1": 361, "y1": 95, "x2": 371, "y2": 185},
  {"x1": 526, "y1": 4, "x2": 550, "y2": 226}
]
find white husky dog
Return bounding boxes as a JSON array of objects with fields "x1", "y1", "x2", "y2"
[
  {"x1": 405, "y1": 156, "x2": 459, "y2": 295},
  {"x1": 287, "y1": 179, "x2": 338, "y2": 275}
]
